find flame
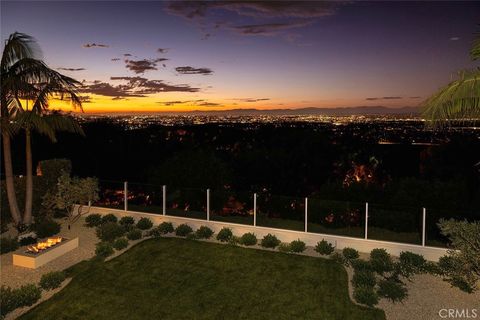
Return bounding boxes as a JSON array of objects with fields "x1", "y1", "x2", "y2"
[{"x1": 27, "y1": 237, "x2": 63, "y2": 254}]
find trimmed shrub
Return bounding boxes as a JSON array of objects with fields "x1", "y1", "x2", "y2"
[
  {"x1": 370, "y1": 248, "x2": 394, "y2": 275},
  {"x1": 40, "y1": 271, "x2": 66, "y2": 290},
  {"x1": 216, "y1": 228, "x2": 233, "y2": 242},
  {"x1": 315, "y1": 240, "x2": 334, "y2": 255},
  {"x1": 228, "y1": 235, "x2": 240, "y2": 246},
  {"x1": 19, "y1": 236, "x2": 37, "y2": 246},
  {"x1": 95, "y1": 242, "x2": 114, "y2": 258},
  {"x1": 175, "y1": 224, "x2": 193, "y2": 237},
  {"x1": 424, "y1": 261, "x2": 442, "y2": 275},
  {"x1": 136, "y1": 217, "x2": 153, "y2": 230},
  {"x1": 157, "y1": 222, "x2": 174, "y2": 234},
  {"x1": 113, "y1": 237, "x2": 129, "y2": 250},
  {"x1": 239, "y1": 233, "x2": 257, "y2": 246},
  {"x1": 438, "y1": 255, "x2": 457, "y2": 276},
  {"x1": 330, "y1": 252, "x2": 345, "y2": 265},
  {"x1": 119, "y1": 216, "x2": 135, "y2": 226},
  {"x1": 290, "y1": 239, "x2": 306, "y2": 253},
  {"x1": 186, "y1": 233, "x2": 198, "y2": 240},
  {"x1": 261, "y1": 234, "x2": 281, "y2": 248},
  {"x1": 16, "y1": 284, "x2": 42, "y2": 307},
  {"x1": 96, "y1": 222, "x2": 125, "y2": 242},
  {"x1": 0, "y1": 284, "x2": 42, "y2": 316},
  {"x1": 352, "y1": 270, "x2": 376, "y2": 288},
  {"x1": 278, "y1": 242, "x2": 291, "y2": 252},
  {"x1": 195, "y1": 226, "x2": 214, "y2": 239},
  {"x1": 31, "y1": 218, "x2": 61, "y2": 238},
  {"x1": 1, "y1": 237, "x2": 19, "y2": 254},
  {"x1": 398, "y1": 251, "x2": 426, "y2": 277},
  {"x1": 85, "y1": 214, "x2": 102, "y2": 227},
  {"x1": 342, "y1": 247, "x2": 359, "y2": 261},
  {"x1": 101, "y1": 214, "x2": 118, "y2": 224},
  {"x1": 377, "y1": 279, "x2": 408, "y2": 302},
  {"x1": 353, "y1": 286, "x2": 378, "y2": 307},
  {"x1": 126, "y1": 229, "x2": 142, "y2": 240},
  {"x1": 147, "y1": 227, "x2": 162, "y2": 238},
  {"x1": 351, "y1": 259, "x2": 373, "y2": 272}
]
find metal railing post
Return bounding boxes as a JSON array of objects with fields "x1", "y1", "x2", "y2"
[
  {"x1": 422, "y1": 207, "x2": 426, "y2": 247},
  {"x1": 365, "y1": 202, "x2": 368, "y2": 240},
  {"x1": 162, "y1": 185, "x2": 166, "y2": 215},
  {"x1": 305, "y1": 197, "x2": 308, "y2": 232},
  {"x1": 206, "y1": 189, "x2": 210, "y2": 221},
  {"x1": 124, "y1": 181, "x2": 128, "y2": 211},
  {"x1": 253, "y1": 193, "x2": 257, "y2": 226}
]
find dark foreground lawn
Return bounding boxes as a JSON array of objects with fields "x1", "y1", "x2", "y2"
[{"x1": 21, "y1": 238, "x2": 385, "y2": 320}]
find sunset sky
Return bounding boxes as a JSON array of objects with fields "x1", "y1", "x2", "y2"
[{"x1": 1, "y1": 1, "x2": 479, "y2": 113}]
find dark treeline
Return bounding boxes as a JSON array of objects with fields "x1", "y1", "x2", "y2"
[{"x1": 6, "y1": 119, "x2": 480, "y2": 217}]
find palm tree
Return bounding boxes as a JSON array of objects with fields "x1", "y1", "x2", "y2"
[
  {"x1": 1, "y1": 32, "x2": 83, "y2": 226},
  {"x1": 422, "y1": 32, "x2": 480, "y2": 124}
]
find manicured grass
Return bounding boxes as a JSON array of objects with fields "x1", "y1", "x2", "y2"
[{"x1": 21, "y1": 238, "x2": 385, "y2": 320}]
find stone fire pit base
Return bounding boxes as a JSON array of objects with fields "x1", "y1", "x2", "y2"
[{"x1": 13, "y1": 238, "x2": 79, "y2": 269}]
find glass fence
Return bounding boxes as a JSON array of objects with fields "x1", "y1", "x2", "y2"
[{"x1": 93, "y1": 180, "x2": 455, "y2": 247}]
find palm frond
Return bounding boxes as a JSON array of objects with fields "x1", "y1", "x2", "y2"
[
  {"x1": 43, "y1": 113, "x2": 85, "y2": 137},
  {"x1": 471, "y1": 31, "x2": 480, "y2": 60},
  {"x1": 12, "y1": 111, "x2": 56, "y2": 141},
  {"x1": 1, "y1": 32, "x2": 42, "y2": 72}
]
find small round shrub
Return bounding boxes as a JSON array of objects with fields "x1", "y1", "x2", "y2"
[
  {"x1": 370, "y1": 248, "x2": 393, "y2": 274},
  {"x1": 1, "y1": 237, "x2": 19, "y2": 254},
  {"x1": 342, "y1": 247, "x2": 359, "y2": 261},
  {"x1": 315, "y1": 240, "x2": 334, "y2": 255},
  {"x1": 113, "y1": 237, "x2": 129, "y2": 250},
  {"x1": 85, "y1": 214, "x2": 102, "y2": 227},
  {"x1": 278, "y1": 242, "x2": 291, "y2": 252},
  {"x1": 186, "y1": 233, "x2": 198, "y2": 240},
  {"x1": 438, "y1": 255, "x2": 457, "y2": 276},
  {"x1": 19, "y1": 236, "x2": 37, "y2": 246},
  {"x1": 119, "y1": 216, "x2": 135, "y2": 226},
  {"x1": 157, "y1": 222, "x2": 174, "y2": 234},
  {"x1": 13, "y1": 284, "x2": 42, "y2": 309},
  {"x1": 126, "y1": 229, "x2": 142, "y2": 240},
  {"x1": 31, "y1": 218, "x2": 61, "y2": 238},
  {"x1": 1, "y1": 285, "x2": 17, "y2": 317},
  {"x1": 351, "y1": 270, "x2": 376, "y2": 288},
  {"x1": 40, "y1": 271, "x2": 66, "y2": 290},
  {"x1": 261, "y1": 234, "x2": 281, "y2": 248},
  {"x1": 216, "y1": 228, "x2": 233, "y2": 242},
  {"x1": 147, "y1": 227, "x2": 162, "y2": 238},
  {"x1": 228, "y1": 235, "x2": 240, "y2": 246},
  {"x1": 377, "y1": 279, "x2": 408, "y2": 302},
  {"x1": 175, "y1": 224, "x2": 193, "y2": 237},
  {"x1": 290, "y1": 239, "x2": 306, "y2": 253},
  {"x1": 353, "y1": 286, "x2": 378, "y2": 307},
  {"x1": 240, "y1": 233, "x2": 257, "y2": 246},
  {"x1": 96, "y1": 222, "x2": 125, "y2": 242},
  {"x1": 330, "y1": 252, "x2": 345, "y2": 265},
  {"x1": 351, "y1": 259, "x2": 373, "y2": 272},
  {"x1": 95, "y1": 242, "x2": 114, "y2": 258},
  {"x1": 101, "y1": 213, "x2": 118, "y2": 224},
  {"x1": 398, "y1": 251, "x2": 426, "y2": 277},
  {"x1": 136, "y1": 217, "x2": 153, "y2": 230},
  {"x1": 195, "y1": 226, "x2": 214, "y2": 239},
  {"x1": 423, "y1": 261, "x2": 442, "y2": 275}
]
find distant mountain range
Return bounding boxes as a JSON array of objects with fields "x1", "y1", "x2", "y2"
[{"x1": 175, "y1": 106, "x2": 421, "y2": 116}]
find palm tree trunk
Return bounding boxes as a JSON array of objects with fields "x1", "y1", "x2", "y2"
[
  {"x1": 23, "y1": 128, "x2": 33, "y2": 225},
  {"x1": 2, "y1": 132, "x2": 22, "y2": 225}
]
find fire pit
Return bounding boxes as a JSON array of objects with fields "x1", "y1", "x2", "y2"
[{"x1": 13, "y1": 237, "x2": 79, "y2": 269}]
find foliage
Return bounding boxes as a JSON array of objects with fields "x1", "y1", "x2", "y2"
[
  {"x1": 157, "y1": 222, "x2": 174, "y2": 234},
  {"x1": 19, "y1": 236, "x2": 37, "y2": 246},
  {"x1": 101, "y1": 214, "x2": 118, "y2": 224},
  {"x1": 342, "y1": 247, "x2": 359, "y2": 261},
  {"x1": 330, "y1": 252, "x2": 345, "y2": 264},
  {"x1": 438, "y1": 219, "x2": 480, "y2": 292},
  {"x1": 0, "y1": 236, "x2": 19, "y2": 254},
  {"x1": 96, "y1": 222, "x2": 125, "y2": 242},
  {"x1": 351, "y1": 259, "x2": 374, "y2": 272},
  {"x1": 37, "y1": 159, "x2": 72, "y2": 187},
  {"x1": 397, "y1": 251, "x2": 426, "y2": 277},
  {"x1": 40, "y1": 271, "x2": 66, "y2": 290},
  {"x1": 278, "y1": 242, "x2": 291, "y2": 252},
  {"x1": 195, "y1": 226, "x2": 214, "y2": 239},
  {"x1": 85, "y1": 214, "x2": 102, "y2": 228},
  {"x1": 369, "y1": 249, "x2": 394, "y2": 275},
  {"x1": 228, "y1": 236, "x2": 240, "y2": 246},
  {"x1": 239, "y1": 232, "x2": 257, "y2": 246},
  {"x1": 113, "y1": 237, "x2": 129, "y2": 250},
  {"x1": 261, "y1": 234, "x2": 281, "y2": 248},
  {"x1": 377, "y1": 279, "x2": 408, "y2": 303},
  {"x1": 119, "y1": 216, "x2": 135, "y2": 226},
  {"x1": 353, "y1": 286, "x2": 379, "y2": 307},
  {"x1": 186, "y1": 233, "x2": 198, "y2": 240},
  {"x1": 95, "y1": 242, "x2": 114, "y2": 258},
  {"x1": 31, "y1": 218, "x2": 61, "y2": 238},
  {"x1": 0, "y1": 284, "x2": 42, "y2": 317},
  {"x1": 175, "y1": 224, "x2": 193, "y2": 237},
  {"x1": 216, "y1": 227, "x2": 233, "y2": 242},
  {"x1": 289, "y1": 239, "x2": 306, "y2": 253},
  {"x1": 136, "y1": 217, "x2": 153, "y2": 230},
  {"x1": 315, "y1": 240, "x2": 335, "y2": 255},
  {"x1": 126, "y1": 229, "x2": 142, "y2": 241},
  {"x1": 352, "y1": 270, "x2": 376, "y2": 289}
]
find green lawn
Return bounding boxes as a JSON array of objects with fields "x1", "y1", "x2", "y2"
[{"x1": 21, "y1": 238, "x2": 385, "y2": 320}]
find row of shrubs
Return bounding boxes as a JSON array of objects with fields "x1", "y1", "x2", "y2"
[{"x1": 1, "y1": 271, "x2": 66, "y2": 317}]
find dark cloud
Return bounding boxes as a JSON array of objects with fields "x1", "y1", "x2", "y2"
[
  {"x1": 125, "y1": 58, "x2": 169, "y2": 74},
  {"x1": 79, "y1": 95, "x2": 92, "y2": 103},
  {"x1": 409, "y1": 96, "x2": 421, "y2": 99},
  {"x1": 123, "y1": 53, "x2": 132, "y2": 57},
  {"x1": 83, "y1": 43, "x2": 109, "y2": 48},
  {"x1": 366, "y1": 96, "x2": 403, "y2": 101},
  {"x1": 233, "y1": 21, "x2": 312, "y2": 36},
  {"x1": 111, "y1": 58, "x2": 121, "y2": 61},
  {"x1": 197, "y1": 102, "x2": 221, "y2": 107},
  {"x1": 112, "y1": 96, "x2": 127, "y2": 100},
  {"x1": 157, "y1": 99, "x2": 207, "y2": 106},
  {"x1": 175, "y1": 66, "x2": 213, "y2": 75},
  {"x1": 57, "y1": 67, "x2": 86, "y2": 71},
  {"x1": 233, "y1": 98, "x2": 270, "y2": 102},
  {"x1": 157, "y1": 48, "x2": 169, "y2": 53},
  {"x1": 110, "y1": 76, "x2": 199, "y2": 93}
]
